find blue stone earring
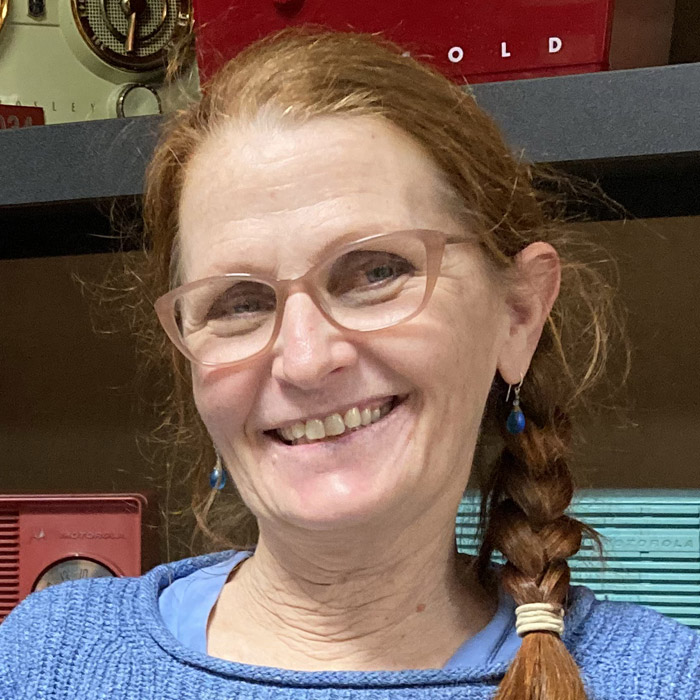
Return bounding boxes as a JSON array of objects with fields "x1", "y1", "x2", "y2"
[
  {"x1": 209, "y1": 450, "x2": 227, "y2": 490},
  {"x1": 505, "y1": 374, "x2": 526, "y2": 435}
]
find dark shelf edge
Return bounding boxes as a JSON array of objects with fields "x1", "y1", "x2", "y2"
[
  {"x1": 0, "y1": 115, "x2": 161, "y2": 208},
  {"x1": 0, "y1": 198, "x2": 143, "y2": 259},
  {"x1": 1, "y1": 63, "x2": 699, "y2": 256},
  {"x1": 470, "y1": 62, "x2": 700, "y2": 164}
]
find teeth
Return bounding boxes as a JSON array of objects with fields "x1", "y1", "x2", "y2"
[
  {"x1": 305, "y1": 419, "x2": 325, "y2": 440},
  {"x1": 343, "y1": 407, "x2": 361, "y2": 429},
  {"x1": 276, "y1": 398, "x2": 398, "y2": 444},
  {"x1": 324, "y1": 413, "x2": 345, "y2": 437}
]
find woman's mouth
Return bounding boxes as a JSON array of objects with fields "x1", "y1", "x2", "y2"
[{"x1": 265, "y1": 395, "x2": 408, "y2": 447}]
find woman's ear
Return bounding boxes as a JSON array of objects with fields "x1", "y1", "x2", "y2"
[{"x1": 497, "y1": 241, "x2": 561, "y2": 385}]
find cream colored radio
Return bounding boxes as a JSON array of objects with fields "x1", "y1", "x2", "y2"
[{"x1": 0, "y1": 0, "x2": 198, "y2": 123}]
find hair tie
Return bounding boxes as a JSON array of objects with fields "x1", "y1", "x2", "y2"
[{"x1": 515, "y1": 602, "x2": 565, "y2": 637}]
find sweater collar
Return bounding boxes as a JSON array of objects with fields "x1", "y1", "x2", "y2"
[{"x1": 136, "y1": 549, "x2": 597, "y2": 688}]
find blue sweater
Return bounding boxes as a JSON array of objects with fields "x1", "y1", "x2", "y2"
[{"x1": 1, "y1": 549, "x2": 699, "y2": 699}]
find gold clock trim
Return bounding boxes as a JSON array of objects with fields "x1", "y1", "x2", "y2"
[
  {"x1": 0, "y1": 0, "x2": 9, "y2": 36},
  {"x1": 69, "y1": 0, "x2": 193, "y2": 74}
]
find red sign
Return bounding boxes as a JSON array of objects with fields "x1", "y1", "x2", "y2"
[
  {"x1": 0, "y1": 105, "x2": 45, "y2": 129},
  {"x1": 193, "y1": 0, "x2": 614, "y2": 84}
]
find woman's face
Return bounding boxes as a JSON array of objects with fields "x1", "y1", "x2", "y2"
[{"x1": 178, "y1": 115, "x2": 514, "y2": 536}]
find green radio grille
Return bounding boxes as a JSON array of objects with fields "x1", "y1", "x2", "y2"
[{"x1": 456, "y1": 489, "x2": 700, "y2": 630}]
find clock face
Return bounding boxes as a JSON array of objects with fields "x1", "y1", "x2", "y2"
[
  {"x1": 70, "y1": 0, "x2": 193, "y2": 72},
  {"x1": 33, "y1": 558, "x2": 116, "y2": 592}
]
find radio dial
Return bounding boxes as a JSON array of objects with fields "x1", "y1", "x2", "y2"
[
  {"x1": 33, "y1": 558, "x2": 116, "y2": 592},
  {"x1": 69, "y1": 0, "x2": 193, "y2": 73},
  {"x1": 115, "y1": 82, "x2": 162, "y2": 117}
]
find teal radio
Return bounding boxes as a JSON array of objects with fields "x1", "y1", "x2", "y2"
[{"x1": 457, "y1": 490, "x2": 700, "y2": 630}]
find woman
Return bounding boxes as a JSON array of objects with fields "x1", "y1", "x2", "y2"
[{"x1": 1, "y1": 29, "x2": 698, "y2": 700}]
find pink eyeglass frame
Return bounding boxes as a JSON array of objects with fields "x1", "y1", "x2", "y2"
[{"x1": 154, "y1": 229, "x2": 456, "y2": 369}]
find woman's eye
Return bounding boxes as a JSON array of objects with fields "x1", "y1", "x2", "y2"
[
  {"x1": 365, "y1": 264, "x2": 397, "y2": 284},
  {"x1": 229, "y1": 298, "x2": 266, "y2": 314},
  {"x1": 205, "y1": 283, "x2": 276, "y2": 320},
  {"x1": 328, "y1": 251, "x2": 416, "y2": 296}
]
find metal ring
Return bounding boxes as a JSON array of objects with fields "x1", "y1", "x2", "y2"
[{"x1": 116, "y1": 83, "x2": 162, "y2": 117}]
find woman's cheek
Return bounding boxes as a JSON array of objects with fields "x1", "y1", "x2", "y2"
[{"x1": 191, "y1": 365, "x2": 259, "y2": 445}]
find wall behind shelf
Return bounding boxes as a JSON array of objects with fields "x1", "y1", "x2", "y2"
[
  {"x1": 2, "y1": 217, "x2": 699, "y2": 536},
  {"x1": 0, "y1": 252, "x2": 158, "y2": 494}
]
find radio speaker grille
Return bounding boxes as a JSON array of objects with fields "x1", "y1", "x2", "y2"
[
  {"x1": 456, "y1": 490, "x2": 700, "y2": 630},
  {"x1": 0, "y1": 511, "x2": 20, "y2": 619},
  {"x1": 84, "y1": 0, "x2": 177, "y2": 57}
]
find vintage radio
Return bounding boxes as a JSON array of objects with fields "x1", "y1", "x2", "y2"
[
  {"x1": 458, "y1": 490, "x2": 700, "y2": 630},
  {"x1": 0, "y1": 493, "x2": 160, "y2": 622},
  {"x1": 193, "y1": 0, "x2": 615, "y2": 85},
  {"x1": 0, "y1": 0, "x2": 198, "y2": 124}
]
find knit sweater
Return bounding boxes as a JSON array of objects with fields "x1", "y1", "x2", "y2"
[{"x1": 1, "y1": 550, "x2": 699, "y2": 699}]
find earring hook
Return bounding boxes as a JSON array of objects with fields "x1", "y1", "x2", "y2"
[{"x1": 505, "y1": 372, "x2": 524, "y2": 402}]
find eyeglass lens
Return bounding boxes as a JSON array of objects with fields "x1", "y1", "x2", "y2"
[{"x1": 174, "y1": 235, "x2": 430, "y2": 365}]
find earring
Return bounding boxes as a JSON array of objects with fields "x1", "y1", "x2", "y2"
[
  {"x1": 505, "y1": 373, "x2": 526, "y2": 435},
  {"x1": 209, "y1": 450, "x2": 227, "y2": 490}
]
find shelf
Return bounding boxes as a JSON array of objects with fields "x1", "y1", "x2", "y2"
[
  {"x1": 1, "y1": 62, "x2": 700, "y2": 257},
  {"x1": 472, "y1": 62, "x2": 700, "y2": 165},
  {"x1": 0, "y1": 116, "x2": 161, "y2": 207}
]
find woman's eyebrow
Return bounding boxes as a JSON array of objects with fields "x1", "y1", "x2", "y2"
[
  {"x1": 305, "y1": 225, "x2": 401, "y2": 265},
  {"x1": 204, "y1": 224, "x2": 399, "y2": 280}
]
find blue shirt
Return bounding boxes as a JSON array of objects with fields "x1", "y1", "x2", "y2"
[{"x1": 158, "y1": 550, "x2": 522, "y2": 667}]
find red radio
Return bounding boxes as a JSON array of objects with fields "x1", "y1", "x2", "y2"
[
  {"x1": 0, "y1": 494, "x2": 160, "y2": 622},
  {"x1": 193, "y1": 0, "x2": 615, "y2": 84}
]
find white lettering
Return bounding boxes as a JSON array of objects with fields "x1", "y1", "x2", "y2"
[
  {"x1": 501, "y1": 41, "x2": 511, "y2": 58},
  {"x1": 549, "y1": 36, "x2": 563, "y2": 54}
]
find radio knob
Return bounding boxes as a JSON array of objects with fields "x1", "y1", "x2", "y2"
[{"x1": 114, "y1": 83, "x2": 162, "y2": 118}]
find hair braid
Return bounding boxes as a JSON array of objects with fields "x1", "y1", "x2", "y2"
[{"x1": 478, "y1": 392, "x2": 595, "y2": 700}]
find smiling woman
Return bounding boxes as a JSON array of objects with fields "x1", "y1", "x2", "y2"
[{"x1": 2, "y1": 26, "x2": 699, "y2": 700}]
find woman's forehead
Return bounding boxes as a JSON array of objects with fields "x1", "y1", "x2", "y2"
[{"x1": 177, "y1": 115, "x2": 462, "y2": 281}]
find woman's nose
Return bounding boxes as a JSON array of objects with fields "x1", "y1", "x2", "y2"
[{"x1": 270, "y1": 292, "x2": 358, "y2": 390}]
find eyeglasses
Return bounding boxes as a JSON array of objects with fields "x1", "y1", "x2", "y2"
[{"x1": 154, "y1": 229, "x2": 456, "y2": 368}]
